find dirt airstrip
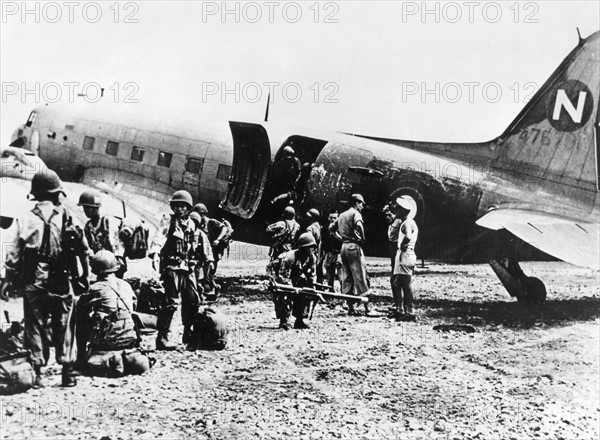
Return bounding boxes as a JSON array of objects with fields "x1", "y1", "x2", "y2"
[{"x1": 1, "y1": 249, "x2": 599, "y2": 440}]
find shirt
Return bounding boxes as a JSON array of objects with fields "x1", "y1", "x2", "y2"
[
  {"x1": 273, "y1": 249, "x2": 316, "y2": 286},
  {"x1": 330, "y1": 207, "x2": 364, "y2": 244}
]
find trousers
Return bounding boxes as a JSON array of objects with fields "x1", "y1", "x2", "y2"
[
  {"x1": 23, "y1": 286, "x2": 76, "y2": 368},
  {"x1": 162, "y1": 269, "x2": 200, "y2": 328}
]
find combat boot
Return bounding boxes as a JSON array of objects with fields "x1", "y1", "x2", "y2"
[
  {"x1": 293, "y1": 319, "x2": 310, "y2": 329},
  {"x1": 32, "y1": 366, "x2": 44, "y2": 389},
  {"x1": 156, "y1": 307, "x2": 178, "y2": 351},
  {"x1": 61, "y1": 365, "x2": 77, "y2": 387}
]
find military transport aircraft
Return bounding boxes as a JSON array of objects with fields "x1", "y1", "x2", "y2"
[{"x1": 6, "y1": 30, "x2": 599, "y2": 304}]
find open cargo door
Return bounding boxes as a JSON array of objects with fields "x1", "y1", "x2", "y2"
[{"x1": 219, "y1": 121, "x2": 271, "y2": 218}]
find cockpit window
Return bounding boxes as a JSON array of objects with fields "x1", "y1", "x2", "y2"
[{"x1": 25, "y1": 111, "x2": 37, "y2": 127}]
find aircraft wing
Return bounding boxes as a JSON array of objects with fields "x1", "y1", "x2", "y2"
[{"x1": 476, "y1": 209, "x2": 599, "y2": 270}]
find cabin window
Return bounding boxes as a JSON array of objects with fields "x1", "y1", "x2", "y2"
[
  {"x1": 106, "y1": 141, "x2": 119, "y2": 156},
  {"x1": 185, "y1": 157, "x2": 204, "y2": 174},
  {"x1": 131, "y1": 146, "x2": 145, "y2": 162},
  {"x1": 83, "y1": 136, "x2": 95, "y2": 151},
  {"x1": 157, "y1": 151, "x2": 172, "y2": 168},
  {"x1": 65, "y1": 124, "x2": 74, "y2": 130},
  {"x1": 217, "y1": 164, "x2": 232, "y2": 181}
]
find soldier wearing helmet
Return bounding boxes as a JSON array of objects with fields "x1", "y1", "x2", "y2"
[
  {"x1": 5, "y1": 169, "x2": 89, "y2": 388},
  {"x1": 329, "y1": 193, "x2": 370, "y2": 316},
  {"x1": 78, "y1": 190, "x2": 125, "y2": 276},
  {"x1": 269, "y1": 145, "x2": 301, "y2": 207},
  {"x1": 320, "y1": 210, "x2": 342, "y2": 291},
  {"x1": 266, "y1": 206, "x2": 300, "y2": 265},
  {"x1": 76, "y1": 250, "x2": 139, "y2": 367},
  {"x1": 188, "y1": 210, "x2": 216, "y2": 301},
  {"x1": 304, "y1": 208, "x2": 322, "y2": 277},
  {"x1": 151, "y1": 190, "x2": 203, "y2": 350},
  {"x1": 192, "y1": 202, "x2": 229, "y2": 272},
  {"x1": 270, "y1": 232, "x2": 318, "y2": 330}
]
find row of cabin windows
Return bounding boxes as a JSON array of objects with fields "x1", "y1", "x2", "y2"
[{"x1": 81, "y1": 135, "x2": 231, "y2": 179}]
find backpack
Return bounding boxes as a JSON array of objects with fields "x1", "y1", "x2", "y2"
[
  {"x1": 188, "y1": 307, "x2": 228, "y2": 351},
  {"x1": 0, "y1": 318, "x2": 34, "y2": 395},
  {"x1": 218, "y1": 219, "x2": 234, "y2": 258},
  {"x1": 119, "y1": 219, "x2": 150, "y2": 260}
]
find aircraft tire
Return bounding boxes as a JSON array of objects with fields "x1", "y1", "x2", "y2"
[
  {"x1": 516, "y1": 277, "x2": 547, "y2": 305},
  {"x1": 525, "y1": 277, "x2": 547, "y2": 304}
]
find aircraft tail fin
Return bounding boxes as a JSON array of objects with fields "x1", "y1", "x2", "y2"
[{"x1": 493, "y1": 30, "x2": 599, "y2": 192}]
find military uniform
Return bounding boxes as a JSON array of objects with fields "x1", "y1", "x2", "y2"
[
  {"x1": 271, "y1": 249, "x2": 316, "y2": 328},
  {"x1": 158, "y1": 215, "x2": 203, "y2": 344},
  {"x1": 83, "y1": 216, "x2": 123, "y2": 256},
  {"x1": 320, "y1": 223, "x2": 342, "y2": 289},
  {"x1": 77, "y1": 273, "x2": 138, "y2": 355},
  {"x1": 266, "y1": 218, "x2": 300, "y2": 260},
  {"x1": 6, "y1": 197, "x2": 88, "y2": 386},
  {"x1": 330, "y1": 208, "x2": 369, "y2": 293}
]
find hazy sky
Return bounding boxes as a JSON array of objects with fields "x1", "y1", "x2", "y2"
[{"x1": 1, "y1": 1, "x2": 598, "y2": 144}]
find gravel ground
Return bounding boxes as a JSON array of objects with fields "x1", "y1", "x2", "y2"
[{"x1": 1, "y1": 250, "x2": 599, "y2": 440}]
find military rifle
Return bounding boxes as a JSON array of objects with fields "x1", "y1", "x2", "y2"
[{"x1": 267, "y1": 278, "x2": 369, "y2": 319}]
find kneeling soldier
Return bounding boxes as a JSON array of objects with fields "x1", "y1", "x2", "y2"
[
  {"x1": 270, "y1": 232, "x2": 317, "y2": 330},
  {"x1": 76, "y1": 251, "x2": 139, "y2": 362}
]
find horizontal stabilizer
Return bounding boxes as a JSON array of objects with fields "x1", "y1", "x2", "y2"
[{"x1": 477, "y1": 209, "x2": 599, "y2": 270}]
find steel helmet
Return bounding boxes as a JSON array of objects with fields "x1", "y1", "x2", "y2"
[
  {"x1": 283, "y1": 206, "x2": 295, "y2": 219},
  {"x1": 169, "y1": 190, "x2": 193, "y2": 208},
  {"x1": 193, "y1": 203, "x2": 208, "y2": 214},
  {"x1": 307, "y1": 208, "x2": 320, "y2": 219},
  {"x1": 189, "y1": 211, "x2": 202, "y2": 224},
  {"x1": 297, "y1": 232, "x2": 316, "y2": 248},
  {"x1": 282, "y1": 146, "x2": 295, "y2": 157},
  {"x1": 30, "y1": 169, "x2": 64, "y2": 198},
  {"x1": 78, "y1": 190, "x2": 102, "y2": 207},
  {"x1": 90, "y1": 250, "x2": 119, "y2": 275}
]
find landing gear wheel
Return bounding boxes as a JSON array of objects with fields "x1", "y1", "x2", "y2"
[
  {"x1": 525, "y1": 277, "x2": 547, "y2": 304},
  {"x1": 516, "y1": 277, "x2": 547, "y2": 305}
]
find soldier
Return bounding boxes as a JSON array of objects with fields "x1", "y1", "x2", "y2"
[
  {"x1": 304, "y1": 208, "x2": 321, "y2": 251},
  {"x1": 76, "y1": 250, "x2": 138, "y2": 361},
  {"x1": 151, "y1": 190, "x2": 201, "y2": 350},
  {"x1": 320, "y1": 210, "x2": 342, "y2": 291},
  {"x1": 392, "y1": 196, "x2": 419, "y2": 320},
  {"x1": 270, "y1": 232, "x2": 318, "y2": 330},
  {"x1": 384, "y1": 204, "x2": 403, "y2": 318},
  {"x1": 78, "y1": 190, "x2": 125, "y2": 276},
  {"x1": 5, "y1": 170, "x2": 89, "y2": 387},
  {"x1": 266, "y1": 206, "x2": 300, "y2": 268},
  {"x1": 188, "y1": 211, "x2": 216, "y2": 301},
  {"x1": 304, "y1": 208, "x2": 322, "y2": 281},
  {"x1": 269, "y1": 146, "x2": 302, "y2": 207},
  {"x1": 192, "y1": 203, "x2": 228, "y2": 291},
  {"x1": 329, "y1": 193, "x2": 370, "y2": 316}
]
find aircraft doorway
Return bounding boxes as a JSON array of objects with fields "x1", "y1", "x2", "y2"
[{"x1": 268, "y1": 135, "x2": 328, "y2": 211}]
